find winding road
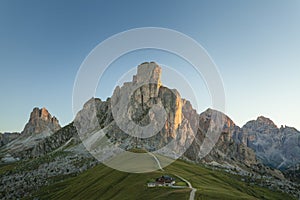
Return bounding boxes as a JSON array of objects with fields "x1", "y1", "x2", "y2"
[
  {"x1": 147, "y1": 152, "x2": 197, "y2": 200},
  {"x1": 174, "y1": 174, "x2": 197, "y2": 200},
  {"x1": 147, "y1": 151, "x2": 164, "y2": 171}
]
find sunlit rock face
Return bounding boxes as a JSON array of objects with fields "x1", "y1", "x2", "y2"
[
  {"x1": 75, "y1": 62, "x2": 261, "y2": 167},
  {"x1": 127, "y1": 62, "x2": 196, "y2": 154},
  {"x1": 130, "y1": 62, "x2": 184, "y2": 142},
  {"x1": 12, "y1": 62, "x2": 288, "y2": 171},
  {"x1": 133, "y1": 62, "x2": 162, "y2": 87},
  {"x1": 74, "y1": 62, "x2": 198, "y2": 159},
  {"x1": 22, "y1": 107, "x2": 61, "y2": 135},
  {"x1": 0, "y1": 107, "x2": 61, "y2": 161}
]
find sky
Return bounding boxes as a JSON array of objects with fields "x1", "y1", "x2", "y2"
[{"x1": 0, "y1": 0, "x2": 299, "y2": 132}]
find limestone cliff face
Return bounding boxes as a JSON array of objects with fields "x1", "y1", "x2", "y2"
[
  {"x1": 184, "y1": 108, "x2": 258, "y2": 166},
  {"x1": 133, "y1": 62, "x2": 162, "y2": 87},
  {"x1": 74, "y1": 62, "x2": 196, "y2": 157},
  {"x1": 158, "y1": 86, "x2": 182, "y2": 138},
  {"x1": 75, "y1": 62, "x2": 259, "y2": 166},
  {"x1": 7, "y1": 62, "x2": 273, "y2": 170},
  {"x1": 3, "y1": 61, "x2": 299, "y2": 189},
  {"x1": 0, "y1": 107, "x2": 61, "y2": 160},
  {"x1": 116, "y1": 62, "x2": 184, "y2": 138},
  {"x1": 236, "y1": 116, "x2": 300, "y2": 169},
  {"x1": 132, "y1": 62, "x2": 182, "y2": 139},
  {"x1": 22, "y1": 107, "x2": 61, "y2": 135}
]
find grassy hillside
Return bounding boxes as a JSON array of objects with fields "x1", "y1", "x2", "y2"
[{"x1": 28, "y1": 153, "x2": 293, "y2": 200}]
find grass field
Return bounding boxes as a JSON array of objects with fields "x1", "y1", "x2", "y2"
[{"x1": 27, "y1": 153, "x2": 294, "y2": 200}]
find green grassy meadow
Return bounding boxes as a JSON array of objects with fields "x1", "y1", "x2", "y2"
[{"x1": 25, "y1": 153, "x2": 293, "y2": 200}]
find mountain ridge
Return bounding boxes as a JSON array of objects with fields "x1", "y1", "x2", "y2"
[
  {"x1": 0, "y1": 107, "x2": 61, "y2": 162},
  {"x1": 0, "y1": 62, "x2": 299, "y2": 199}
]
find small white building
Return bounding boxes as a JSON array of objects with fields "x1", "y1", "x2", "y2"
[
  {"x1": 147, "y1": 182, "x2": 156, "y2": 187},
  {"x1": 147, "y1": 175, "x2": 176, "y2": 187}
]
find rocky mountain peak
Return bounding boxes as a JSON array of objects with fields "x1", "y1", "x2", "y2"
[
  {"x1": 22, "y1": 107, "x2": 61, "y2": 135},
  {"x1": 236, "y1": 116, "x2": 300, "y2": 169},
  {"x1": 109, "y1": 62, "x2": 184, "y2": 139},
  {"x1": 243, "y1": 116, "x2": 278, "y2": 131},
  {"x1": 77, "y1": 62, "x2": 197, "y2": 159},
  {"x1": 256, "y1": 116, "x2": 276, "y2": 126},
  {"x1": 132, "y1": 62, "x2": 162, "y2": 87},
  {"x1": 200, "y1": 108, "x2": 236, "y2": 130},
  {"x1": 30, "y1": 107, "x2": 52, "y2": 122},
  {"x1": 40, "y1": 107, "x2": 50, "y2": 120}
]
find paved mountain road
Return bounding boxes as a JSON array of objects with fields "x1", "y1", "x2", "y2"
[{"x1": 147, "y1": 152, "x2": 197, "y2": 200}]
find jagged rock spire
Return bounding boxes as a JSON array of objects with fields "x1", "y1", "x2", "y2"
[
  {"x1": 21, "y1": 107, "x2": 61, "y2": 135},
  {"x1": 133, "y1": 62, "x2": 162, "y2": 87}
]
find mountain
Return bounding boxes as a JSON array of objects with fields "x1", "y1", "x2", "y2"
[
  {"x1": 0, "y1": 62, "x2": 299, "y2": 199},
  {"x1": 0, "y1": 132, "x2": 20, "y2": 147},
  {"x1": 188, "y1": 108, "x2": 257, "y2": 166},
  {"x1": 235, "y1": 116, "x2": 300, "y2": 170},
  {"x1": 74, "y1": 63, "x2": 258, "y2": 169},
  {"x1": 21, "y1": 107, "x2": 61, "y2": 136},
  {"x1": 74, "y1": 62, "x2": 198, "y2": 166},
  {"x1": 0, "y1": 107, "x2": 61, "y2": 162}
]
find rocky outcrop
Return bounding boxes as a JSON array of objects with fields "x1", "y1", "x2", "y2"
[
  {"x1": 0, "y1": 107, "x2": 62, "y2": 161},
  {"x1": 284, "y1": 164, "x2": 300, "y2": 183},
  {"x1": 74, "y1": 62, "x2": 259, "y2": 170},
  {"x1": 3, "y1": 62, "x2": 299, "y2": 172},
  {"x1": 1, "y1": 62, "x2": 300, "y2": 198},
  {"x1": 74, "y1": 62, "x2": 198, "y2": 161},
  {"x1": 0, "y1": 148, "x2": 97, "y2": 199},
  {"x1": 184, "y1": 108, "x2": 258, "y2": 167},
  {"x1": 22, "y1": 107, "x2": 61, "y2": 135},
  {"x1": 0, "y1": 132, "x2": 20, "y2": 147},
  {"x1": 235, "y1": 116, "x2": 300, "y2": 170},
  {"x1": 3, "y1": 62, "x2": 265, "y2": 171},
  {"x1": 133, "y1": 62, "x2": 162, "y2": 87},
  {"x1": 18, "y1": 123, "x2": 78, "y2": 159}
]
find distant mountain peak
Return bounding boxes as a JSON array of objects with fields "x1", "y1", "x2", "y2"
[
  {"x1": 30, "y1": 107, "x2": 51, "y2": 122},
  {"x1": 22, "y1": 107, "x2": 61, "y2": 135},
  {"x1": 243, "y1": 116, "x2": 277, "y2": 130},
  {"x1": 256, "y1": 116, "x2": 276, "y2": 126}
]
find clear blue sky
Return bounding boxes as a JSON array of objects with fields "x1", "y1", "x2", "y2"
[{"x1": 0, "y1": 0, "x2": 299, "y2": 132}]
